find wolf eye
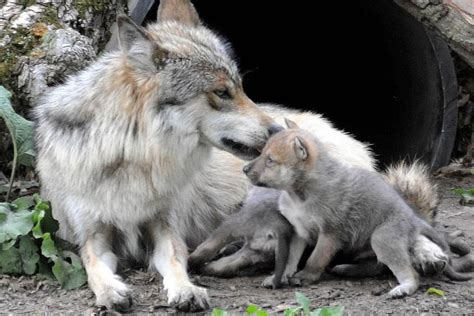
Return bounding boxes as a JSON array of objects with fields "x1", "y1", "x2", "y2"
[
  {"x1": 266, "y1": 155, "x2": 276, "y2": 167},
  {"x1": 213, "y1": 88, "x2": 232, "y2": 100}
]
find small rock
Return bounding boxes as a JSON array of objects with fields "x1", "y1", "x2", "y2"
[
  {"x1": 447, "y1": 302, "x2": 459, "y2": 308},
  {"x1": 229, "y1": 285, "x2": 236, "y2": 291}
]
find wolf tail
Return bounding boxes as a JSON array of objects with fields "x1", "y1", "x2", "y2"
[{"x1": 382, "y1": 160, "x2": 438, "y2": 223}]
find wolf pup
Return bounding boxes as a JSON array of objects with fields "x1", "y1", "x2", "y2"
[
  {"x1": 189, "y1": 187, "x2": 292, "y2": 289},
  {"x1": 244, "y1": 119, "x2": 471, "y2": 297}
]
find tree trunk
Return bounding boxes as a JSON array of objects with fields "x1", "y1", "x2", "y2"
[
  {"x1": 0, "y1": 0, "x2": 127, "y2": 170},
  {"x1": 394, "y1": 0, "x2": 474, "y2": 68}
]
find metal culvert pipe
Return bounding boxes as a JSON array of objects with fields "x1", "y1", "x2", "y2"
[{"x1": 145, "y1": 0, "x2": 458, "y2": 169}]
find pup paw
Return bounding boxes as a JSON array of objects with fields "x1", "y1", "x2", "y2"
[
  {"x1": 292, "y1": 269, "x2": 320, "y2": 286},
  {"x1": 388, "y1": 283, "x2": 417, "y2": 298}
]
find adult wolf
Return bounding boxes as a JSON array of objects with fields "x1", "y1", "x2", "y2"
[{"x1": 34, "y1": 0, "x2": 438, "y2": 312}]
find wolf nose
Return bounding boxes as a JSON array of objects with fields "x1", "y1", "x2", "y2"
[
  {"x1": 243, "y1": 164, "x2": 252, "y2": 174},
  {"x1": 268, "y1": 123, "x2": 284, "y2": 136}
]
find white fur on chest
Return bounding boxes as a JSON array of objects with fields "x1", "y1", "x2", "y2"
[{"x1": 278, "y1": 192, "x2": 319, "y2": 243}]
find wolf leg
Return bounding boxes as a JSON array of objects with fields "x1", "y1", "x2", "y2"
[
  {"x1": 331, "y1": 260, "x2": 387, "y2": 278},
  {"x1": 201, "y1": 245, "x2": 264, "y2": 277},
  {"x1": 371, "y1": 228, "x2": 419, "y2": 298},
  {"x1": 188, "y1": 224, "x2": 236, "y2": 269},
  {"x1": 292, "y1": 234, "x2": 339, "y2": 285},
  {"x1": 150, "y1": 225, "x2": 209, "y2": 312},
  {"x1": 81, "y1": 231, "x2": 132, "y2": 311},
  {"x1": 262, "y1": 235, "x2": 307, "y2": 288}
]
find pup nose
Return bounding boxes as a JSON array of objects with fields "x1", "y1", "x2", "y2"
[
  {"x1": 268, "y1": 123, "x2": 284, "y2": 136},
  {"x1": 243, "y1": 163, "x2": 252, "y2": 174}
]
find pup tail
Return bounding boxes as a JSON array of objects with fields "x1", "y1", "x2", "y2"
[
  {"x1": 383, "y1": 160, "x2": 438, "y2": 223},
  {"x1": 444, "y1": 264, "x2": 473, "y2": 281}
]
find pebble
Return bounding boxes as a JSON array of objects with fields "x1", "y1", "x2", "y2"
[{"x1": 447, "y1": 302, "x2": 459, "y2": 308}]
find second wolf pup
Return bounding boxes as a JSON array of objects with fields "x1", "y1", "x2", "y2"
[
  {"x1": 244, "y1": 119, "x2": 471, "y2": 297},
  {"x1": 189, "y1": 187, "x2": 292, "y2": 289}
]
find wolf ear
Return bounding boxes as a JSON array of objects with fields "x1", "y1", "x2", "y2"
[
  {"x1": 157, "y1": 0, "x2": 201, "y2": 27},
  {"x1": 117, "y1": 15, "x2": 151, "y2": 52},
  {"x1": 284, "y1": 118, "x2": 299, "y2": 129},
  {"x1": 293, "y1": 136, "x2": 308, "y2": 161}
]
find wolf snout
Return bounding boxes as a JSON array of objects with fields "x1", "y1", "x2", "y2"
[{"x1": 268, "y1": 123, "x2": 284, "y2": 136}]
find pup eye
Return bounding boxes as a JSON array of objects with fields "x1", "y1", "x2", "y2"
[
  {"x1": 213, "y1": 88, "x2": 232, "y2": 100},
  {"x1": 266, "y1": 155, "x2": 276, "y2": 167}
]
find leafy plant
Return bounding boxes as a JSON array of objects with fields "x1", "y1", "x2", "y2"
[
  {"x1": 284, "y1": 292, "x2": 344, "y2": 316},
  {"x1": 426, "y1": 287, "x2": 445, "y2": 297},
  {"x1": 246, "y1": 304, "x2": 269, "y2": 316},
  {"x1": 453, "y1": 188, "x2": 474, "y2": 205},
  {"x1": 0, "y1": 194, "x2": 86, "y2": 289},
  {"x1": 213, "y1": 293, "x2": 344, "y2": 316},
  {"x1": 0, "y1": 85, "x2": 35, "y2": 201}
]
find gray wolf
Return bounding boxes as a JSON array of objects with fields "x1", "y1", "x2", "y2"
[
  {"x1": 243, "y1": 119, "x2": 471, "y2": 297},
  {"x1": 34, "y1": 0, "x2": 446, "y2": 311},
  {"x1": 189, "y1": 187, "x2": 292, "y2": 289}
]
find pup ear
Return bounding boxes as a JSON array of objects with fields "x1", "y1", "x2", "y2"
[
  {"x1": 293, "y1": 136, "x2": 308, "y2": 161},
  {"x1": 284, "y1": 118, "x2": 299, "y2": 129},
  {"x1": 117, "y1": 15, "x2": 150, "y2": 52},
  {"x1": 157, "y1": 0, "x2": 201, "y2": 27}
]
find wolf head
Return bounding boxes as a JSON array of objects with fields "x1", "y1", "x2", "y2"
[
  {"x1": 115, "y1": 0, "x2": 282, "y2": 160},
  {"x1": 244, "y1": 119, "x2": 318, "y2": 189}
]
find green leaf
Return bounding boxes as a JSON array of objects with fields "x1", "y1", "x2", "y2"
[
  {"x1": 0, "y1": 86, "x2": 35, "y2": 168},
  {"x1": 58, "y1": 251, "x2": 87, "y2": 290},
  {"x1": 12, "y1": 196, "x2": 35, "y2": 211},
  {"x1": 31, "y1": 209, "x2": 45, "y2": 238},
  {"x1": 41, "y1": 232, "x2": 58, "y2": 258},
  {"x1": 212, "y1": 308, "x2": 230, "y2": 316},
  {"x1": 256, "y1": 310, "x2": 268, "y2": 316},
  {"x1": 0, "y1": 245, "x2": 23, "y2": 274},
  {"x1": 284, "y1": 307, "x2": 302, "y2": 316},
  {"x1": 247, "y1": 304, "x2": 259, "y2": 314},
  {"x1": 295, "y1": 292, "x2": 311, "y2": 316},
  {"x1": 427, "y1": 287, "x2": 445, "y2": 297},
  {"x1": 311, "y1": 306, "x2": 345, "y2": 316},
  {"x1": 19, "y1": 235, "x2": 39, "y2": 275},
  {"x1": 0, "y1": 204, "x2": 34, "y2": 243}
]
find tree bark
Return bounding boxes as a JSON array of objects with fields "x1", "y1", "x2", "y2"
[
  {"x1": 394, "y1": 0, "x2": 474, "y2": 68},
  {"x1": 0, "y1": 0, "x2": 127, "y2": 171}
]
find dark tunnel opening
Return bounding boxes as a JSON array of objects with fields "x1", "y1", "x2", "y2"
[{"x1": 145, "y1": 0, "x2": 458, "y2": 169}]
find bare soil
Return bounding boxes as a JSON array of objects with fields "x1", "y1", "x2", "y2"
[{"x1": 1, "y1": 176, "x2": 474, "y2": 315}]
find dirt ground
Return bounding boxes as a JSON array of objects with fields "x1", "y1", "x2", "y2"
[{"x1": 1, "y1": 176, "x2": 473, "y2": 315}]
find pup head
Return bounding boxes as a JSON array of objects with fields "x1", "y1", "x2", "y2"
[
  {"x1": 115, "y1": 0, "x2": 282, "y2": 160},
  {"x1": 243, "y1": 119, "x2": 317, "y2": 190}
]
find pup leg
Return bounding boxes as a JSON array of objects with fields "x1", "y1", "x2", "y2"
[
  {"x1": 371, "y1": 229, "x2": 419, "y2": 298},
  {"x1": 188, "y1": 224, "x2": 236, "y2": 269},
  {"x1": 81, "y1": 231, "x2": 132, "y2": 312},
  {"x1": 331, "y1": 260, "x2": 387, "y2": 278},
  {"x1": 262, "y1": 235, "x2": 307, "y2": 288},
  {"x1": 201, "y1": 245, "x2": 263, "y2": 277},
  {"x1": 292, "y1": 234, "x2": 339, "y2": 285},
  {"x1": 151, "y1": 224, "x2": 209, "y2": 312}
]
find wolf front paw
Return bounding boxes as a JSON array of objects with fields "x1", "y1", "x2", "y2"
[
  {"x1": 167, "y1": 283, "x2": 209, "y2": 312},
  {"x1": 94, "y1": 277, "x2": 132, "y2": 312}
]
